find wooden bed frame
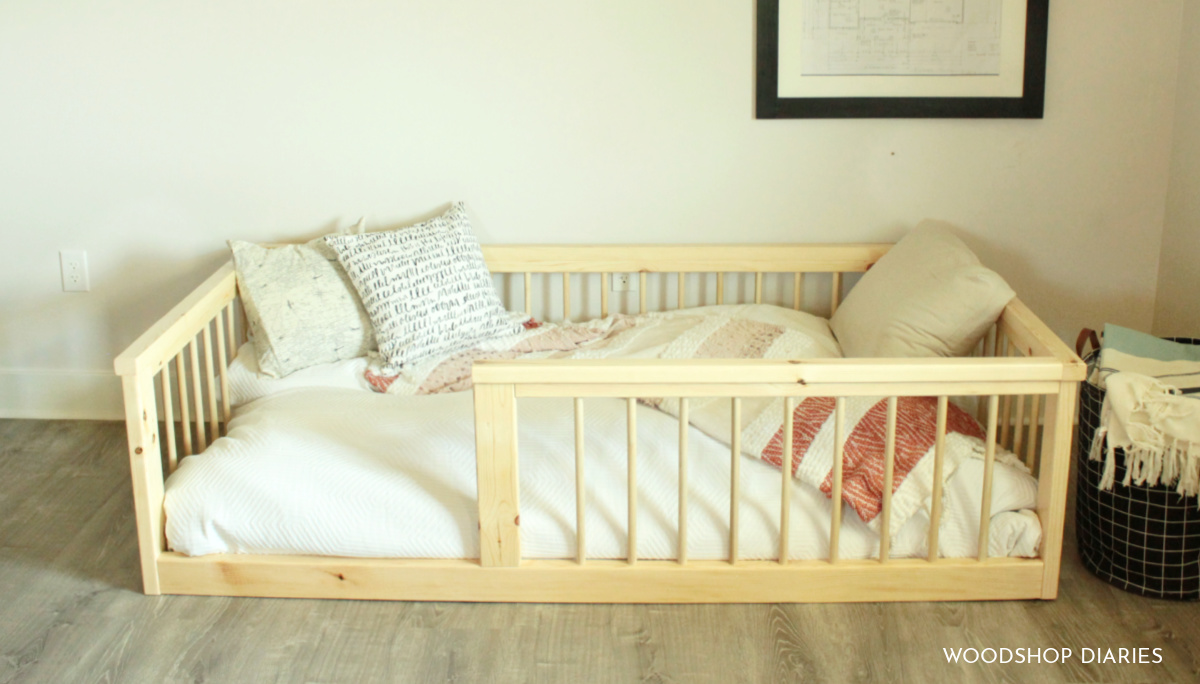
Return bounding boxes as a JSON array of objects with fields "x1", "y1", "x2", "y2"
[{"x1": 114, "y1": 244, "x2": 1085, "y2": 603}]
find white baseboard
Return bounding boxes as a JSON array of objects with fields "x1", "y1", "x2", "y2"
[{"x1": 0, "y1": 369, "x2": 124, "y2": 421}]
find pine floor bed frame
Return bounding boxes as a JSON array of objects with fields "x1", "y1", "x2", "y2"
[{"x1": 114, "y1": 243, "x2": 1085, "y2": 603}]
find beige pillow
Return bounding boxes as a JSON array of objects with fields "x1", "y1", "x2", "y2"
[
  {"x1": 830, "y1": 220, "x2": 1014, "y2": 358},
  {"x1": 230, "y1": 238, "x2": 376, "y2": 378}
]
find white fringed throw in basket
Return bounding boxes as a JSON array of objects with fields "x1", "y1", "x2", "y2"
[
  {"x1": 1090, "y1": 373, "x2": 1200, "y2": 497},
  {"x1": 1088, "y1": 324, "x2": 1200, "y2": 499}
]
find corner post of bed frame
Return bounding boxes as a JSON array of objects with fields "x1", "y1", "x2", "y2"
[
  {"x1": 474, "y1": 382, "x2": 521, "y2": 567},
  {"x1": 1035, "y1": 379, "x2": 1079, "y2": 599},
  {"x1": 121, "y1": 369, "x2": 165, "y2": 595}
]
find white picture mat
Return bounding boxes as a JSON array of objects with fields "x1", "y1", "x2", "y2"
[{"x1": 777, "y1": 0, "x2": 1028, "y2": 99}]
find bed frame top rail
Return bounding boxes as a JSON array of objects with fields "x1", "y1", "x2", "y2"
[{"x1": 479, "y1": 243, "x2": 892, "y2": 273}]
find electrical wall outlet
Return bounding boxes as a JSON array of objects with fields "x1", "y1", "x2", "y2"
[
  {"x1": 60, "y1": 250, "x2": 90, "y2": 292},
  {"x1": 612, "y1": 273, "x2": 634, "y2": 292}
]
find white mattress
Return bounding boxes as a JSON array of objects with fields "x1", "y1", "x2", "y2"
[{"x1": 165, "y1": 387, "x2": 1042, "y2": 560}]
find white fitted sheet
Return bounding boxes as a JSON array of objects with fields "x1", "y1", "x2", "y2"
[{"x1": 165, "y1": 387, "x2": 1041, "y2": 560}]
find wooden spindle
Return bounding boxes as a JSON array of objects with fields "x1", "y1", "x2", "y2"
[
  {"x1": 780, "y1": 396, "x2": 794, "y2": 564},
  {"x1": 176, "y1": 352, "x2": 192, "y2": 456},
  {"x1": 793, "y1": 273, "x2": 804, "y2": 311},
  {"x1": 189, "y1": 339, "x2": 207, "y2": 452},
  {"x1": 830, "y1": 272, "x2": 843, "y2": 315},
  {"x1": 829, "y1": 397, "x2": 845, "y2": 563},
  {"x1": 979, "y1": 395, "x2": 1000, "y2": 560},
  {"x1": 879, "y1": 396, "x2": 898, "y2": 563},
  {"x1": 524, "y1": 272, "x2": 532, "y2": 316},
  {"x1": 224, "y1": 304, "x2": 238, "y2": 361},
  {"x1": 677, "y1": 272, "x2": 686, "y2": 310},
  {"x1": 1000, "y1": 342, "x2": 1016, "y2": 449},
  {"x1": 716, "y1": 272, "x2": 725, "y2": 305},
  {"x1": 678, "y1": 398, "x2": 689, "y2": 565},
  {"x1": 203, "y1": 326, "x2": 219, "y2": 443},
  {"x1": 639, "y1": 273, "x2": 647, "y2": 314},
  {"x1": 627, "y1": 397, "x2": 638, "y2": 565},
  {"x1": 575, "y1": 398, "x2": 586, "y2": 565},
  {"x1": 562, "y1": 272, "x2": 570, "y2": 322},
  {"x1": 927, "y1": 396, "x2": 949, "y2": 562},
  {"x1": 754, "y1": 272, "x2": 763, "y2": 304},
  {"x1": 1012, "y1": 394, "x2": 1027, "y2": 456},
  {"x1": 1025, "y1": 394, "x2": 1041, "y2": 469},
  {"x1": 160, "y1": 370, "x2": 178, "y2": 473},
  {"x1": 730, "y1": 397, "x2": 741, "y2": 564},
  {"x1": 601, "y1": 273, "x2": 610, "y2": 318},
  {"x1": 215, "y1": 313, "x2": 231, "y2": 428}
]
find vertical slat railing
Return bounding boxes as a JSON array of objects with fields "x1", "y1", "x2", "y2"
[
  {"x1": 830, "y1": 272, "x2": 843, "y2": 315},
  {"x1": 780, "y1": 396, "x2": 794, "y2": 563},
  {"x1": 1025, "y1": 394, "x2": 1041, "y2": 469},
  {"x1": 793, "y1": 273, "x2": 804, "y2": 311},
  {"x1": 999, "y1": 342, "x2": 1015, "y2": 448},
  {"x1": 524, "y1": 272, "x2": 532, "y2": 316},
  {"x1": 878, "y1": 396, "x2": 898, "y2": 562},
  {"x1": 978, "y1": 395, "x2": 1000, "y2": 560},
  {"x1": 601, "y1": 273, "x2": 610, "y2": 318},
  {"x1": 627, "y1": 397, "x2": 638, "y2": 565},
  {"x1": 729, "y1": 397, "x2": 741, "y2": 564},
  {"x1": 160, "y1": 370, "x2": 178, "y2": 473},
  {"x1": 829, "y1": 397, "x2": 846, "y2": 563},
  {"x1": 574, "y1": 397, "x2": 586, "y2": 565},
  {"x1": 926, "y1": 396, "x2": 949, "y2": 561},
  {"x1": 215, "y1": 314, "x2": 231, "y2": 428},
  {"x1": 175, "y1": 352, "x2": 192, "y2": 456},
  {"x1": 203, "y1": 326, "x2": 219, "y2": 442},
  {"x1": 189, "y1": 338, "x2": 207, "y2": 452},
  {"x1": 716, "y1": 273, "x2": 725, "y2": 305},
  {"x1": 224, "y1": 304, "x2": 238, "y2": 361},
  {"x1": 678, "y1": 398, "x2": 689, "y2": 565},
  {"x1": 562, "y1": 272, "x2": 571, "y2": 322},
  {"x1": 638, "y1": 273, "x2": 647, "y2": 314},
  {"x1": 677, "y1": 272, "x2": 686, "y2": 310},
  {"x1": 1012, "y1": 394, "x2": 1027, "y2": 456}
]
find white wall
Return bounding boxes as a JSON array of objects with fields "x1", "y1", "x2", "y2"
[
  {"x1": 1155, "y1": 1, "x2": 1200, "y2": 338},
  {"x1": 0, "y1": 1, "x2": 1186, "y2": 419}
]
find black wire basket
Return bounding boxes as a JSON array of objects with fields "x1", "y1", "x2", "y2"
[{"x1": 1075, "y1": 338, "x2": 1200, "y2": 600}]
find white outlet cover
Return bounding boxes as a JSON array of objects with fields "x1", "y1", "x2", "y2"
[{"x1": 60, "y1": 249, "x2": 90, "y2": 292}]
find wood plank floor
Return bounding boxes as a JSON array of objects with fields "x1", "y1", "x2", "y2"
[{"x1": 0, "y1": 418, "x2": 1197, "y2": 683}]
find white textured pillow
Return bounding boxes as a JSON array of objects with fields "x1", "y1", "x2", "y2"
[
  {"x1": 325, "y1": 202, "x2": 522, "y2": 368},
  {"x1": 230, "y1": 238, "x2": 376, "y2": 378},
  {"x1": 830, "y1": 220, "x2": 1015, "y2": 358}
]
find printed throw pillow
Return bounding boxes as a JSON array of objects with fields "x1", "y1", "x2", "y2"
[
  {"x1": 324, "y1": 202, "x2": 523, "y2": 368},
  {"x1": 229, "y1": 237, "x2": 377, "y2": 378},
  {"x1": 830, "y1": 220, "x2": 1014, "y2": 358}
]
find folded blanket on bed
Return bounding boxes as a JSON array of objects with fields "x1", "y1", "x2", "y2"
[
  {"x1": 634, "y1": 311, "x2": 1025, "y2": 536},
  {"x1": 1087, "y1": 325, "x2": 1200, "y2": 498},
  {"x1": 367, "y1": 304, "x2": 1026, "y2": 534}
]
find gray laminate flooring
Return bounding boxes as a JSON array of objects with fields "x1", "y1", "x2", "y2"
[{"x1": 0, "y1": 419, "x2": 1197, "y2": 683}]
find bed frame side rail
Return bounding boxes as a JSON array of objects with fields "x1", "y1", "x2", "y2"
[{"x1": 113, "y1": 261, "x2": 240, "y2": 594}]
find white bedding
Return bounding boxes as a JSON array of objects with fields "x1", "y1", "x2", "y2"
[
  {"x1": 176, "y1": 305, "x2": 1043, "y2": 561},
  {"x1": 165, "y1": 388, "x2": 1041, "y2": 560}
]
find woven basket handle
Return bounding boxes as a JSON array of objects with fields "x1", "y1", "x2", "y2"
[{"x1": 1076, "y1": 328, "x2": 1101, "y2": 357}]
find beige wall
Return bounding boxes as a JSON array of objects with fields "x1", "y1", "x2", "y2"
[
  {"x1": 0, "y1": 1, "x2": 1187, "y2": 418},
  {"x1": 1154, "y1": 1, "x2": 1200, "y2": 338}
]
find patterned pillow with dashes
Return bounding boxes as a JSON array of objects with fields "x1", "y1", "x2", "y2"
[{"x1": 325, "y1": 202, "x2": 522, "y2": 368}]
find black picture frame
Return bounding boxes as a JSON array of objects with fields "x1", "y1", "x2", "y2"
[{"x1": 756, "y1": 0, "x2": 1049, "y2": 119}]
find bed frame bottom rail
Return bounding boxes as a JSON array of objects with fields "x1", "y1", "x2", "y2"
[{"x1": 156, "y1": 553, "x2": 1045, "y2": 603}]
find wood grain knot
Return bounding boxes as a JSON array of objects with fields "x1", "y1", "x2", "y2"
[
  {"x1": 134, "y1": 447, "x2": 143, "y2": 455},
  {"x1": 337, "y1": 573, "x2": 345, "y2": 581},
  {"x1": 514, "y1": 515, "x2": 520, "y2": 526}
]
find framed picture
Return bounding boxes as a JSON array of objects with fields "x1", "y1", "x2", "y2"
[{"x1": 756, "y1": 0, "x2": 1049, "y2": 119}]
